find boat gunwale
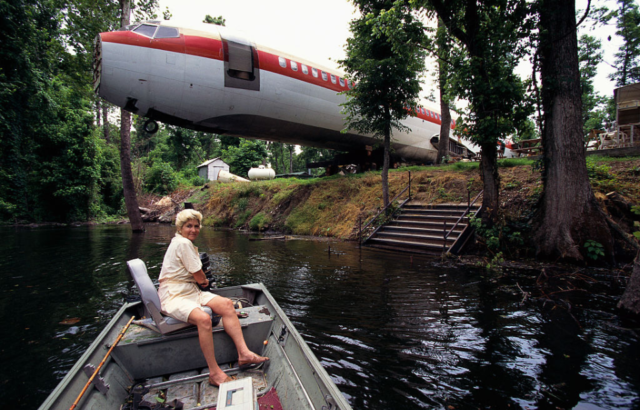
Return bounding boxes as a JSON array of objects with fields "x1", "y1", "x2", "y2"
[
  {"x1": 39, "y1": 282, "x2": 353, "y2": 410},
  {"x1": 38, "y1": 301, "x2": 136, "y2": 410}
]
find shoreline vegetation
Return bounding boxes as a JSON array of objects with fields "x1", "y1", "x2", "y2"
[{"x1": 8, "y1": 156, "x2": 640, "y2": 263}]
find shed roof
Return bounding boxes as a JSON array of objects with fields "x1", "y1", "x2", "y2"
[{"x1": 197, "y1": 158, "x2": 227, "y2": 168}]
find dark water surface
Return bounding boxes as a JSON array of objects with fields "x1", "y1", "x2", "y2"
[{"x1": 1, "y1": 224, "x2": 638, "y2": 409}]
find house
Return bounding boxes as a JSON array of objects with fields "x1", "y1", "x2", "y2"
[
  {"x1": 197, "y1": 158, "x2": 229, "y2": 181},
  {"x1": 614, "y1": 82, "x2": 640, "y2": 147}
]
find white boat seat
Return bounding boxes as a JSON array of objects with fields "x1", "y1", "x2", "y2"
[{"x1": 127, "y1": 258, "x2": 215, "y2": 334}]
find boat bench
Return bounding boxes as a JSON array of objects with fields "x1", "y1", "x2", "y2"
[{"x1": 112, "y1": 304, "x2": 273, "y2": 380}]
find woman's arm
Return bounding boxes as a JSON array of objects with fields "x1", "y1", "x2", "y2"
[{"x1": 192, "y1": 269, "x2": 209, "y2": 287}]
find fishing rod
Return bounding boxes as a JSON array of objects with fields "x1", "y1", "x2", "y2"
[{"x1": 69, "y1": 316, "x2": 135, "y2": 410}]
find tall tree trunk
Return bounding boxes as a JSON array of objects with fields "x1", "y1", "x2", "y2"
[
  {"x1": 382, "y1": 117, "x2": 390, "y2": 208},
  {"x1": 436, "y1": 18, "x2": 451, "y2": 165},
  {"x1": 288, "y1": 145, "x2": 293, "y2": 173},
  {"x1": 96, "y1": 98, "x2": 102, "y2": 128},
  {"x1": 119, "y1": 0, "x2": 144, "y2": 232},
  {"x1": 534, "y1": 0, "x2": 612, "y2": 261},
  {"x1": 479, "y1": 142, "x2": 499, "y2": 224},
  {"x1": 102, "y1": 102, "x2": 110, "y2": 144},
  {"x1": 438, "y1": 100, "x2": 451, "y2": 165}
]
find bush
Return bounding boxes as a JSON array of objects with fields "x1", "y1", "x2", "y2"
[
  {"x1": 586, "y1": 157, "x2": 613, "y2": 180},
  {"x1": 249, "y1": 212, "x2": 271, "y2": 231},
  {"x1": 146, "y1": 161, "x2": 179, "y2": 194}
]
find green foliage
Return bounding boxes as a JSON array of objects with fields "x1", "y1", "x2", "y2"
[
  {"x1": 145, "y1": 161, "x2": 179, "y2": 194},
  {"x1": 585, "y1": 157, "x2": 613, "y2": 180},
  {"x1": 498, "y1": 158, "x2": 534, "y2": 168},
  {"x1": 609, "y1": 0, "x2": 640, "y2": 86},
  {"x1": 584, "y1": 240, "x2": 605, "y2": 260},
  {"x1": 234, "y1": 210, "x2": 252, "y2": 228},
  {"x1": 340, "y1": 1, "x2": 427, "y2": 140},
  {"x1": 579, "y1": 34, "x2": 611, "y2": 135},
  {"x1": 436, "y1": 188, "x2": 461, "y2": 202},
  {"x1": 235, "y1": 197, "x2": 249, "y2": 211},
  {"x1": 426, "y1": 1, "x2": 535, "y2": 151},
  {"x1": 249, "y1": 212, "x2": 271, "y2": 231},
  {"x1": 470, "y1": 216, "x2": 527, "y2": 256},
  {"x1": 222, "y1": 139, "x2": 268, "y2": 177},
  {"x1": 203, "y1": 15, "x2": 226, "y2": 26}
]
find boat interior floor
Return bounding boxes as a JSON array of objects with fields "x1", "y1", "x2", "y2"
[
  {"x1": 130, "y1": 362, "x2": 283, "y2": 410},
  {"x1": 131, "y1": 363, "x2": 282, "y2": 410}
]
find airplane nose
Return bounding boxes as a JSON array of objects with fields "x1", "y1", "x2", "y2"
[{"x1": 93, "y1": 34, "x2": 102, "y2": 94}]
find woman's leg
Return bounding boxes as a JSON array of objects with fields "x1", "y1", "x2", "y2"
[
  {"x1": 205, "y1": 297, "x2": 268, "y2": 365},
  {"x1": 187, "y1": 307, "x2": 228, "y2": 386}
]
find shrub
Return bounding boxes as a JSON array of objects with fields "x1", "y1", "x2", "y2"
[
  {"x1": 249, "y1": 212, "x2": 271, "y2": 231},
  {"x1": 146, "y1": 161, "x2": 179, "y2": 194}
]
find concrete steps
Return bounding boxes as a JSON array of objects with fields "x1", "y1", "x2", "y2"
[{"x1": 366, "y1": 202, "x2": 480, "y2": 254}]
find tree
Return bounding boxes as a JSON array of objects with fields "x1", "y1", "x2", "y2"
[
  {"x1": 579, "y1": 34, "x2": 609, "y2": 134},
  {"x1": 118, "y1": 0, "x2": 145, "y2": 232},
  {"x1": 340, "y1": 0, "x2": 427, "y2": 207},
  {"x1": 435, "y1": 18, "x2": 453, "y2": 165},
  {"x1": 221, "y1": 138, "x2": 268, "y2": 177},
  {"x1": 533, "y1": 0, "x2": 613, "y2": 261},
  {"x1": 425, "y1": 0, "x2": 534, "y2": 224},
  {"x1": 610, "y1": 0, "x2": 640, "y2": 86},
  {"x1": 203, "y1": 15, "x2": 226, "y2": 26}
]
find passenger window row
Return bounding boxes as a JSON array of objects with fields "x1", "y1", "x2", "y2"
[
  {"x1": 278, "y1": 56, "x2": 352, "y2": 89},
  {"x1": 412, "y1": 107, "x2": 456, "y2": 125}
]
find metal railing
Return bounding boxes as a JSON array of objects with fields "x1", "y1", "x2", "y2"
[
  {"x1": 444, "y1": 190, "x2": 483, "y2": 240},
  {"x1": 358, "y1": 172, "x2": 412, "y2": 245}
]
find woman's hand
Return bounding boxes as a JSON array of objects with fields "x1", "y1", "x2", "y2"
[{"x1": 198, "y1": 280, "x2": 212, "y2": 292}]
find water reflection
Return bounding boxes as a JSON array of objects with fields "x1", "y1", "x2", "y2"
[{"x1": 0, "y1": 225, "x2": 638, "y2": 409}]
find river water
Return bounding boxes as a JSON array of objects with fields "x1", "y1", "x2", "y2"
[{"x1": 0, "y1": 224, "x2": 638, "y2": 409}]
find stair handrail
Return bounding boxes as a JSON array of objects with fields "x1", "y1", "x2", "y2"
[
  {"x1": 359, "y1": 172, "x2": 412, "y2": 244},
  {"x1": 444, "y1": 190, "x2": 483, "y2": 240}
]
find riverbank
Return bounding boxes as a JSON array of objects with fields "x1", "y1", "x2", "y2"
[
  {"x1": 8, "y1": 156, "x2": 640, "y2": 262},
  {"x1": 175, "y1": 156, "x2": 640, "y2": 259}
]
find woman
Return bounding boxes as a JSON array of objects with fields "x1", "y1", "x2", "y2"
[{"x1": 158, "y1": 209, "x2": 268, "y2": 386}]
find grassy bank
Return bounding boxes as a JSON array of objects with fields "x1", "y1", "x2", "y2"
[{"x1": 180, "y1": 157, "x2": 639, "y2": 246}]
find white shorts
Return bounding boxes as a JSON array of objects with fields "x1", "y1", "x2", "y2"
[{"x1": 158, "y1": 281, "x2": 217, "y2": 323}]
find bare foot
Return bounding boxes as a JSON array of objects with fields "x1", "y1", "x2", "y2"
[
  {"x1": 208, "y1": 371, "x2": 236, "y2": 387},
  {"x1": 238, "y1": 352, "x2": 269, "y2": 368}
]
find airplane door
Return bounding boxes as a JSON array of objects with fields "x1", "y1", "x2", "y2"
[{"x1": 220, "y1": 31, "x2": 260, "y2": 91}]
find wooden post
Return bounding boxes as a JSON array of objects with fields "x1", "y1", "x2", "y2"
[{"x1": 408, "y1": 171, "x2": 412, "y2": 199}]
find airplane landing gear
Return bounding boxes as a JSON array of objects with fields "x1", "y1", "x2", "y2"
[{"x1": 143, "y1": 119, "x2": 159, "y2": 134}]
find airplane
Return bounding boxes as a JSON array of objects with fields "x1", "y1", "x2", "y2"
[{"x1": 93, "y1": 20, "x2": 468, "y2": 170}]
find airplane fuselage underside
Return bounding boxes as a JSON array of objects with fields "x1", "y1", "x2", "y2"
[{"x1": 96, "y1": 23, "x2": 449, "y2": 163}]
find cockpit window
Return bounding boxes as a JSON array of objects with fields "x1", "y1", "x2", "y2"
[
  {"x1": 155, "y1": 26, "x2": 179, "y2": 39},
  {"x1": 117, "y1": 23, "x2": 139, "y2": 31},
  {"x1": 279, "y1": 57, "x2": 286, "y2": 68},
  {"x1": 291, "y1": 61, "x2": 298, "y2": 71},
  {"x1": 312, "y1": 68, "x2": 318, "y2": 78},
  {"x1": 133, "y1": 24, "x2": 157, "y2": 38},
  {"x1": 330, "y1": 74, "x2": 336, "y2": 84}
]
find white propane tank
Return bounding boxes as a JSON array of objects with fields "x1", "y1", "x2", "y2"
[
  {"x1": 216, "y1": 169, "x2": 251, "y2": 183},
  {"x1": 248, "y1": 165, "x2": 276, "y2": 181}
]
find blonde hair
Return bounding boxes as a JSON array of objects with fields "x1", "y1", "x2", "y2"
[{"x1": 175, "y1": 209, "x2": 203, "y2": 232}]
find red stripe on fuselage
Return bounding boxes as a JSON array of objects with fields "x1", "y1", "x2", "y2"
[{"x1": 101, "y1": 31, "x2": 452, "y2": 128}]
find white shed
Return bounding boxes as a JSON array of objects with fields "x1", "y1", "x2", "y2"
[{"x1": 197, "y1": 158, "x2": 230, "y2": 181}]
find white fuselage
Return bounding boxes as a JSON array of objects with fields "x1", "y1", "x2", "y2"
[{"x1": 96, "y1": 22, "x2": 452, "y2": 163}]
